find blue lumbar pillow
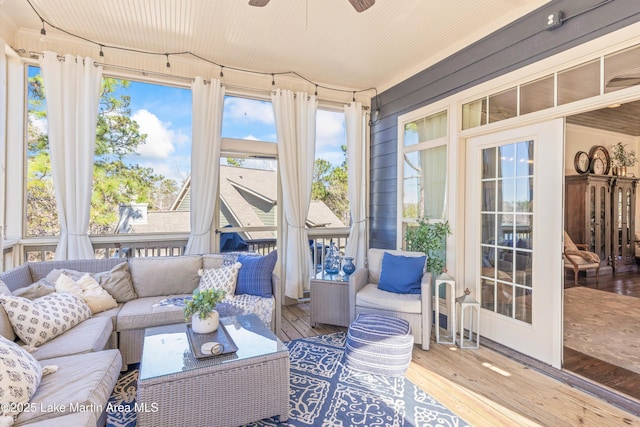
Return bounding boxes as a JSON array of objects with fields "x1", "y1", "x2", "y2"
[
  {"x1": 235, "y1": 250, "x2": 277, "y2": 297},
  {"x1": 378, "y1": 252, "x2": 427, "y2": 294}
]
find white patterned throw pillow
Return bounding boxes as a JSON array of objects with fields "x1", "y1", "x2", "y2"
[
  {"x1": 198, "y1": 262, "x2": 242, "y2": 297},
  {"x1": 0, "y1": 293, "x2": 92, "y2": 348},
  {"x1": 0, "y1": 335, "x2": 42, "y2": 425}
]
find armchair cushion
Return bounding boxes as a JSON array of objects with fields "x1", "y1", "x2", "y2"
[
  {"x1": 356, "y1": 284, "x2": 422, "y2": 314},
  {"x1": 378, "y1": 253, "x2": 426, "y2": 294}
]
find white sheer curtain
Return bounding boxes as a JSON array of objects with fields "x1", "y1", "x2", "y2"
[
  {"x1": 40, "y1": 52, "x2": 102, "y2": 260},
  {"x1": 344, "y1": 102, "x2": 366, "y2": 268},
  {"x1": 185, "y1": 77, "x2": 225, "y2": 254},
  {"x1": 271, "y1": 89, "x2": 317, "y2": 299}
]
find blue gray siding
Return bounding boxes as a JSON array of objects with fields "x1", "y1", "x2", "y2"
[{"x1": 369, "y1": 0, "x2": 640, "y2": 249}]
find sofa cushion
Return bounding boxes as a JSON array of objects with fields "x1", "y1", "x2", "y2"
[
  {"x1": 46, "y1": 262, "x2": 137, "y2": 303},
  {"x1": 0, "y1": 293, "x2": 92, "y2": 348},
  {"x1": 16, "y1": 411, "x2": 97, "y2": 427},
  {"x1": 202, "y1": 254, "x2": 224, "y2": 269},
  {"x1": 236, "y1": 251, "x2": 277, "y2": 297},
  {"x1": 0, "y1": 282, "x2": 16, "y2": 342},
  {"x1": 0, "y1": 336, "x2": 42, "y2": 423},
  {"x1": 355, "y1": 283, "x2": 422, "y2": 314},
  {"x1": 12, "y1": 280, "x2": 55, "y2": 300},
  {"x1": 16, "y1": 349, "x2": 121, "y2": 426},
  {"x1": 55, "y1": 274, "x2": 118, "y2": 314},
  {"x1": 198, "y1": 262, "x2": 241, "y2": 296},
  {"x1": 25, "y1": 316, "x2": 113, "y2": 361},
  {"x1": 378, "y1": 252, "x2": 426, "y2": 294},
  {"x1": 116, "y1": 295, "x2": 189, "y2": 331},
  {"x1": 129, "y1": 256, "x2": 202, "y2": 297}
]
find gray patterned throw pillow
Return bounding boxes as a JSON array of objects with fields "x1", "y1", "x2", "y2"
[
  {"x1": 0, "y1": 293, "x2": 92, "y2": 347},
  {"x1": 0, "y1": 335, "x2": 42, "y2": 423}
]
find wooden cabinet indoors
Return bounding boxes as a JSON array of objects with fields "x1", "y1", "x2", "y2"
[{"x1": 565, "y1": 174, "x2": 638, "y2": 273}]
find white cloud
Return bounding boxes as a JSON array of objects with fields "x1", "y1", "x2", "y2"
[
  {"x1": 243, "y1": 134, "x2": 259, "y2": 141},
  {"x1": 132, "y1": 109, "x2": 178, "y2": 159},
  {"x1": 224, "y1": 97, "x2": 274, "y2": 124},
  {"x1": 316, "y1": 110, "x2": 345, "y2": 143}
]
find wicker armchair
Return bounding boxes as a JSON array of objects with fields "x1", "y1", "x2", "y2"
[{"x1": 563, "y1": 231, "x2": 600, "y2": 285}]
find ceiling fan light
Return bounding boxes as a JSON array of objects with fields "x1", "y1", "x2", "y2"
[
  {"x1": 349, "y1": 0, "x2": 375, "y2": 12},
  {"x1": 248, "y1": 0, "x2": 270, "y2": 6}
]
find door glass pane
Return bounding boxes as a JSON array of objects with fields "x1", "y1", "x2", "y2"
[
  {"x1": 480, "y1": 140, "x2": 533, "y2": 324},
  {"x1": 557, "y1": 59, "x2": 600, "y2": 105},
  {"x1": 520, "y1": 75, "x2": 554, "y2": 114}
]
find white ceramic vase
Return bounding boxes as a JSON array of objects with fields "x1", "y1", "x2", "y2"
[{"x1": 191, "y1": 310, "x2": 219, "y2": 333}]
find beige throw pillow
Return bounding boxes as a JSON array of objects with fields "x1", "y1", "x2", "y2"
[
  {"x1": 55, "y1": 273, "x2": 118, "y2": 314},
  {"x1": 45, "y1": 262, "x2": 137, "y2": 303}
]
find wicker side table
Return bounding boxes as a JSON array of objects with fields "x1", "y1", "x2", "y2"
[
  {"x1": 137, "y1": 315, "x2": 289, "y2": 427},
  {"x1": 310, "y1": 273, "x2": 350, "y2": 327}
]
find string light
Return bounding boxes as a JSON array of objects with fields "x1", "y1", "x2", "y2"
[
  {"x1": 314, "y1": 85, "x2": 318, "y2": 96},
  {"x1": 23, "y1": 0, "x2": 376, "y2": 101},
  {"x1": 352, "y1": 91, "x2": 356, "y2": 102},
  {"x1": 39, "y1": 18, "x2": 46, "y2": 41},
  {"x1": 219, "y1": 66, "x2": 224, "y2": 79}
]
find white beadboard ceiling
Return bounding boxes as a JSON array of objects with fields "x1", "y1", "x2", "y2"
[{"x1": 0, "y1": 0, "x2": 551, "y2": 97}]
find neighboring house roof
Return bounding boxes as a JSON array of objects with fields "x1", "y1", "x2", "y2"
[{"x1": 121, "y1": 165, "x2": 344, "y2": 237}]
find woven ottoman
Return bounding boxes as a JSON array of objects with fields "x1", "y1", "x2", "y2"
[{"x1": 344, "y1": 313, "x2": 414, "y2": 377}]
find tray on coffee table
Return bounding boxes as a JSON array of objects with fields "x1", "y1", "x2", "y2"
[{"x1": 186, "y1": 322, "x2": 239, "y2": 359}]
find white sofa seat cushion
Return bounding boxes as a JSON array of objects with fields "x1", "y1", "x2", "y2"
[
  {"x1": 16, "y1": 349, "x2": 122, "y2": 426},
  {"x1": 116, "y1": 295, "x2": 189, "y2": 331},
  {"x1": 24, "y1": 316, "x2": 113, "y2": 361},
  {"x1": 16, "y1": 411, "x2": 97, "y2": 427},
  {"x1": 355, "y1": 283, "x2": 422, "y2": 314}
]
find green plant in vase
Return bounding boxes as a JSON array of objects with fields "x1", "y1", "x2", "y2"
[
  {"x1": 609, "y1": 142, "x2": 638, "y2": 176},
  {"x1": 184, "y1": 288, "x2": 226, "y2": 333}
]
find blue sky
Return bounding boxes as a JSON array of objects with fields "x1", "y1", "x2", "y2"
[
  {"x1": 119, "y1": 80, "x2": 347, "y2": 183},
  {"x1": 29, "y1": 66, "x2": 347, "y2": 184}
]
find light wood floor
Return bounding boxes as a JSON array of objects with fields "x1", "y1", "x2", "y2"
[{"x1": 280, "y1": 302, "x2": 640, "y2": 427}]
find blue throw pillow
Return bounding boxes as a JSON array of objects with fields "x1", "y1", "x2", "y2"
[
  {"x1": 235, "y1": 250, "x2": 277, "y2": 297},
  {"x1": 378, "y1": 253, "x2": 426, "y2": 294}
]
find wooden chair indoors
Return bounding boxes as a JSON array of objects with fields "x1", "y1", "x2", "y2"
[{"x1": 563, "y1": 231, "x2": 601, "y2": 286}]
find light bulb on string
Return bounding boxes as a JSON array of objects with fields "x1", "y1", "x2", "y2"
[
  {"x1": 39, "y1": 19, "x2": 46, "y2": 42},
  {"x1": 98, "y1": 45, "x2": 104, "y2": 62},
  {"x1": 165, "y1": 54, "x2": 171, "y2": 69}
]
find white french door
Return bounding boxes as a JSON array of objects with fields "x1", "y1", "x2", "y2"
[{"x1": 464, "y1": 119, "x2": 564, "y2": 367}]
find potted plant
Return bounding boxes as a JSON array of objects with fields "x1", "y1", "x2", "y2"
[
  {"x1": 609, "y1": 142, "x2": 638, "y2": 176},
  {"x1": 184, "y1": 288, "x2": 226, "y2": 333},
  {"x1": 404, "y1": 216, "x2": 452, "y2": 276}
]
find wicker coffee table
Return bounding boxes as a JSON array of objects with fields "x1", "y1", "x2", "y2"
[{"x1": 137, "y1": 314, "x2": 290, "y2": 427}]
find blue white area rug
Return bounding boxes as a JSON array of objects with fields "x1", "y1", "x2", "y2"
[{"x1": 106, "y1": 332, "x2": 469, "y2": 427}]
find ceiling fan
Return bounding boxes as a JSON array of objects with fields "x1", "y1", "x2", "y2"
[{"x1": 249, "y1": 0, "x2": 375, "y2": 13}]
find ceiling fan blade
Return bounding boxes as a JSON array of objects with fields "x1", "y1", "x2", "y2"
[
  {"x1": 348, "y1": 0, "x2": 375, "y2": 13},
  {"x1": 248, "y1": 0, "x2": 270, "y2": 6},
  {"x1": 607, "y1": 77, "x2": 640, "y2": 88}
]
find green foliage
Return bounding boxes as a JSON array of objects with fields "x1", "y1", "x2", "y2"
[
  {"x1": 26, "y1": 72, "x2": 180, "y2": 236},
  {"x1": 404, "y1": 216, "x2": 452, "y2": 274},
  {"x1": 311, "y1": 145, "x2": 349, "y2": 225},
  {"x1": 183, "y1": 288, "x2": 226, "y2": 321},
  {"x1": 609, "y1": 142, "x2": 638, "y2": 167},
  {"x1": 225, "y1": 158, "x2": 245, "y2": 167}
]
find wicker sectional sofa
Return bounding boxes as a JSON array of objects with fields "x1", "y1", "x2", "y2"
[{"x1": 0, "y1": 253, "x2": 278, "y2": 426}]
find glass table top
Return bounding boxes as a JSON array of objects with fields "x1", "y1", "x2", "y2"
[
  {"x1": 314, "y1": 271, "x2": 348, "y2": 282},
  {"x1": 139, "y1": 314, "x2": 287, "y2": 381}
]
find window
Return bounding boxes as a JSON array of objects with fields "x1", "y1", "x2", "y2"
[
  {"x1": 26, "y1": 66, "x2": 192, "y2": 237},
  {"x1": 401, "y1": 111, "x2": 447, "y2": 221}
]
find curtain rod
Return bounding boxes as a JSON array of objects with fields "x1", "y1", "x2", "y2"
[{"x1": 26, "y1": 50, "x2": 369, "y2": 108}]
